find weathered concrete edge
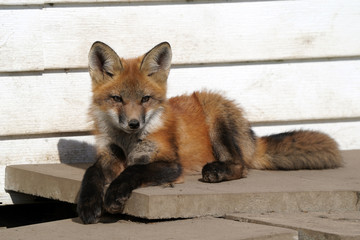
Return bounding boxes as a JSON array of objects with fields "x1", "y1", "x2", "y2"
[
  {"x1": 5, "y1": 164, "x2": 360, "y2": 219},
  {"x1": 124, "y1": 191, "x2": 360, "y2": 219},
  {"x1": 5, "y1": 165, "x2": 80, "y2": 203}
]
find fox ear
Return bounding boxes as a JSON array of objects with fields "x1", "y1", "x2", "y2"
[
  {"x1": 88, "y1": 41, "x2": 123, "y2": 86},
  {"x1": 140, "y1": 42, "x2": 172, "y2": 84}
]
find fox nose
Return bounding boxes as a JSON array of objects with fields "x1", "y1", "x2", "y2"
[{"x1": 128, "y1": 119, "x2": 140, "y2": 129}]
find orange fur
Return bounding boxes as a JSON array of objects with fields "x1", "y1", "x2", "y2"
[
  {"x1": 90, "y1": 42, "x2": 343, "y2": 175},
  {"x1": 78, "y1": 41, "x2": 343, "y2": 224},
  {"x1": 169, "y1": 93, "x2": 215, "y2": 173}
]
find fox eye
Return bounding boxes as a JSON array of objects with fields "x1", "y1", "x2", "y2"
[
  {"x1": 141, "y1": 96, "x2": 151, "y2": 103},
  {"x1": 111, "y1": 95, "x2": 123, "y2": 103}
]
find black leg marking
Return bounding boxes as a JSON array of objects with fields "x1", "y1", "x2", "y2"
[
  {"x1": 203, "y1": 116, "x2": 248, "y2": 183},
  {"x1": 77, "y1": 164, "x2": 105, "y2": 224},
  {"x1": 218, "y1": 119, "x2": 244, "y2": 165},
  {"x1": 104, "y1": 161, "x2": 182, "y2": 214}
]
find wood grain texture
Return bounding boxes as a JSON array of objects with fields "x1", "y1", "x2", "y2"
[
  {"x1": 42, "y1": 1, "x2": 360, "y2": 69},
  {"x1": 0, "y1": 71, "x2": 93, "y2": 135},
  {"x1": 1, "y1": 60, "x2": 359, "y2": 136},
  {"x1": 0, "y1": 8, "x2": 43, "y2": 72},
  {"x1": 168, "y1": 60, "x2": 360, "y2": 123},
  {"x1": 1, "y1": 0, "x2": 360, "y2": 71},
  {"x1": 0, "y1": 135, "x2": 96, "y2": 166}
]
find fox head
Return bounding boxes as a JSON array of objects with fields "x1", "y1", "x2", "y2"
[{"x1": 88, "y1": 42, "x2": 172, "y2": 134}]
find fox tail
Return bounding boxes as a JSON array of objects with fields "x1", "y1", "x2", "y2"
[{"x1": 250, "y1": 130, "x2": 343, "y2": 170}]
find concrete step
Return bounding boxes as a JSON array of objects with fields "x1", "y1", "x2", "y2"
[
  {"x1": 5, "y1": 163, "x2": 88, "y2": 204},
  {"x1": 5, "y1": 150, "x2": 360, "y2": 220},
  {"x1": 0, "y1": 217, "x2": 298, "y2": 240},
  {"x1": 227, "y1": 212, "x2": 360, "y2": 239}
]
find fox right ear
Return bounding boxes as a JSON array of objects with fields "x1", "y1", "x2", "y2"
[
  {"x1": 88, "y1": 41, "x2": 123, "y2": 86},
  {"x1": 140, "y1": 42, "x2": 172, "y2": 86}
]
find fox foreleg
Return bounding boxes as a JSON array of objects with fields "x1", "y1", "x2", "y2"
[
  {"x1": 77, "y1": 145, "x2": 126, "y2": 224},
  {"x1": 77, "y1": 162, "x2": 105, "y2": 224},
  {"x1": 127, "y1": 140, "x2": 157, "y2": 166},
  {"x1": 104, "y1": 161, "x2": 182, "y2": 214}
]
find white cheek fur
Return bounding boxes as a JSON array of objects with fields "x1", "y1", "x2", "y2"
[
  {"x1": 107, "y1": 109, "x2": 119, "y2": 125},
  {"x1": 144, "y1": 107, "x2": 164, "y2": 134}
]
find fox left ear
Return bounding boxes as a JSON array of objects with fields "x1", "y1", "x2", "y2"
[
  {"x1": 140, "y1": 42, "x2": 172, "y2": 84},
  {"x1": 88, "y1": 41, "x2": 123, "y2": 86}
]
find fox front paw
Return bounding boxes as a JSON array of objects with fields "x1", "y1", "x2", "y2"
[
  {"x1": 77, "y1": 195, "x2": 103, "y2": 224},
  {"x1": 104, "y1": 182, "x2": 132, "y2": 214}
]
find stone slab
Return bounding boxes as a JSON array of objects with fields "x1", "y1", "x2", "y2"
[
  {"x1": 5, "y1": 163, "x2": 88, "y2": 203},
  {"x1": 5, "y1": 150, "x2": 360, "y2": 219},
  {"x1": 0, "y1": 217, "x2": 297, "y2": 240},
  {"x1": 227, "y1": 212, "x2": 360, "y2": 239}
]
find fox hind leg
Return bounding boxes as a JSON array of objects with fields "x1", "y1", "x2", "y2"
[
  {"x1": 199, "y1": 94, "x2": 255, "y2": 183},
  {"x1": 202, "y1": 117, "x2": 250, "y2": 182}
]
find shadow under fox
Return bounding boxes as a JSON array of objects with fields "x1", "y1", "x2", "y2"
[{"x1": 77, "y1": 41, "x2": 343, "y2": 224}]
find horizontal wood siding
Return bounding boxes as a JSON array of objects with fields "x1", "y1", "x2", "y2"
[
  {"x1": 1, "y1": 1, "x2": 360, "y2": 72},
  {"x1": 1, "y1": 60, "x2": 359, "y2": 136},
  {"x1": 0, "y1": 71, "x2": 93, "y2": 136},
  {"x1": 0, "y1": 0, "x2": 359, "y2": 204}
]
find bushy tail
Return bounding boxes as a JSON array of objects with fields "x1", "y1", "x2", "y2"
[{"x1": 250, "y1": 130, "x2": 343, "y2": 170}]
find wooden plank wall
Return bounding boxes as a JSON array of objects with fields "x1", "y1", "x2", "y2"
[{"x1": 0, "y1": 0, "x2": 359, "y2": 204}]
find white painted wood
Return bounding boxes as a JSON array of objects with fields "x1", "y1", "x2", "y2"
[
  {"x1": 1, "y1": 60, "x2": 359, "y2": 136},
  {"x1": 168, "y1": 60, "x2": 360, "y2": 123},
  {"x1": 0, "y1": 135, "x2": 96, "y2": 166},
  {"x1": 2, "y1": 1, "x2": 359, "y2": 72},
  {"x1": 0, "y1": 120, "x2": 359, "y2": 204},
  {"x1": 0, "y1": 71, "x2": 93, "y2": 135},
  {"x1": 0, "y1": 9, "x2": 43, "y2": 72},
  {"x1": 40, "y1": 0, "x2": 360, "y2": 70}
]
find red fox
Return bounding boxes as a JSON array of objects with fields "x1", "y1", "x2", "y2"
[{"x1": 77, "y1": 41, "x2": 343, "y2": 224}]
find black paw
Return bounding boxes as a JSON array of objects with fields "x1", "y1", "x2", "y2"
[
  {"x1": 104, "y1": 182, "x2": 132, "y2": 214},
  {"x1": 202, "y1": 162, "x2": 227, "y2": 183},
  {"x1": 77, "y1": 194, "x2": 103, "y2": 224}
]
